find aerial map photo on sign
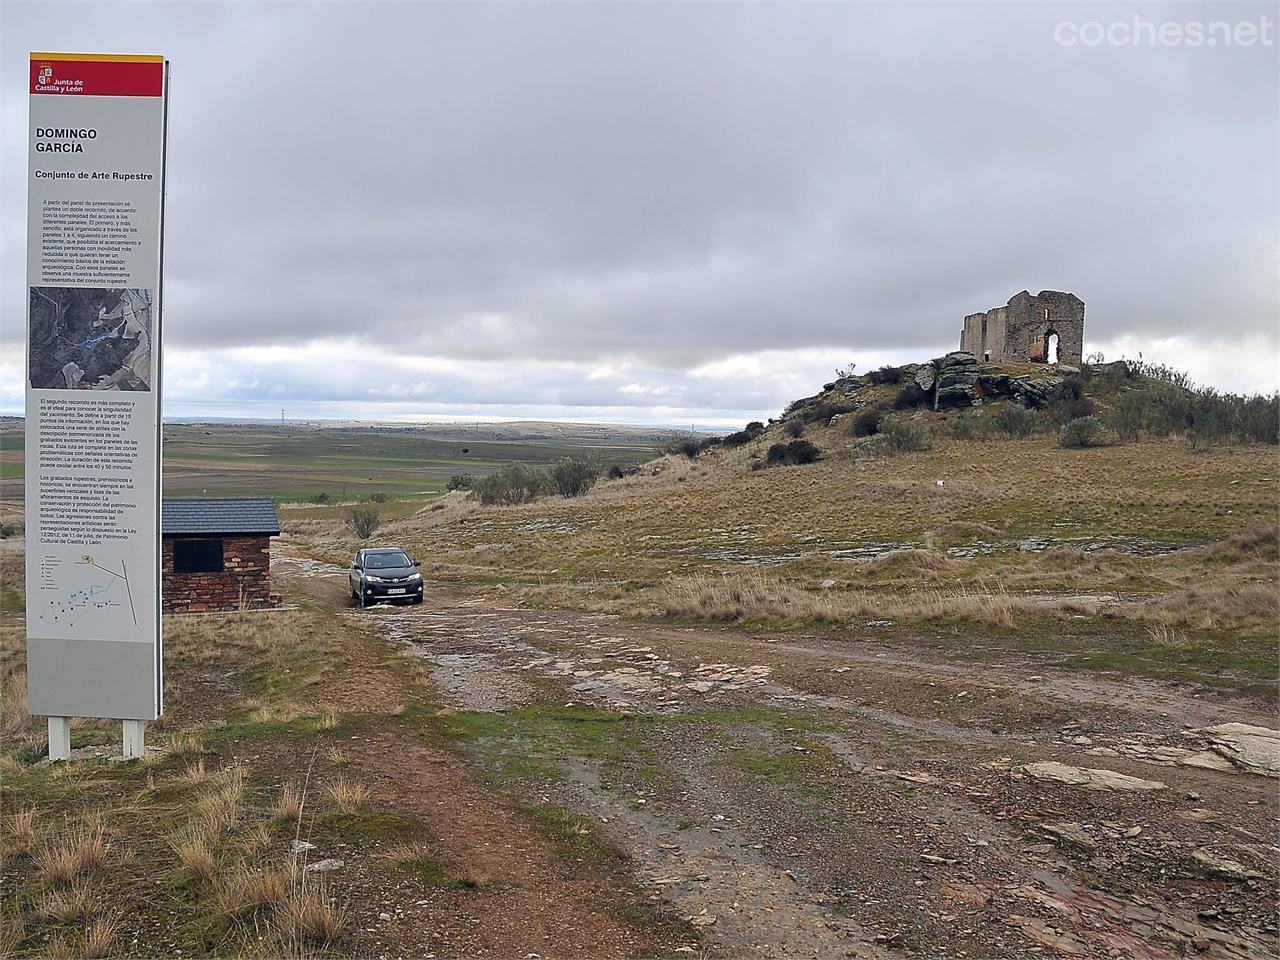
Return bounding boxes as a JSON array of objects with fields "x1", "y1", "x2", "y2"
[{"x1": 0, "y1": 3, "x2": 1276, "y2": 959}]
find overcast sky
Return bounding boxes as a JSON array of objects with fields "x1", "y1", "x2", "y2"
[{"x1": 2, "y1": 0, "x2": 1276, "y2": 426}]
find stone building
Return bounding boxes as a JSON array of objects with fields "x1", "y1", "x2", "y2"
[
  {"x1": 960, "y1": 290, "x2": 1084, "y2": 365},
  {"x1": 161, "y1": 498, "x2": 281, "y2": 613}
]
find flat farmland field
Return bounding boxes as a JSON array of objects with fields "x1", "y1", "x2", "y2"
[{"x1": 0, "y1": 418, "x2": 669, "y2": 520}]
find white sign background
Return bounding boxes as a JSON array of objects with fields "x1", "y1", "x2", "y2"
[{"x1": 25, "y1": 54, "x2": 167, "y2": 721}]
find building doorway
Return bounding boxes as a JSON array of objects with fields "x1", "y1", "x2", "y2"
[{"x1": 1046, "y1": 331, "x2": 1060, "y2": 365}]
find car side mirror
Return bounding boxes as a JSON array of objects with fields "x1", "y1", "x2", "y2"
[
  {"x1": 352, "y1": 562, "x2": 361, "y2": 570},
  {"x1": 412, "y1": 559, "x2": 421, "y2": 567}
]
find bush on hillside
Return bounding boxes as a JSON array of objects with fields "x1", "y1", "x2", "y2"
[
  {"x1": 347, "y1": 507, "x2": 380, "y2": 539},
  {"x1": 879, "y1": 419, "x2": 932, "y2": 454},
  {"x1": 865, "y1": 365, "x2": 906, "y2": 386},
  {"x1": 551, "y1": 456, "x2": 599, "y2": 498},
  {"x1": 1127, "y1": 360, "x2": 1195, "y2": 390},
  {"x1": 446, "y1": 474, "x2": 476, "y2": 491},
  {"x1": 365, "y1": 492, "x2": 390, "y2": 503},
  {"x1": 993, "y1": 403, "x2": 1038, "y2": 437},
  {"x1": 1112, "y1": 392, "x2": 1145, "y2": 442},
  {"x1": 892, "y1": 383, "x2": 930, "y2": 410},
  {"x1": 805, "y1": 401, "x2": 855, "y2": 425},
  {"x1": 764, "y1": 439, "x2": 821, "y2": 467},
  {"x1": 783, "y1": 420, "x2": 806, "y2": 438},
  {"x1": 659, "y1": 434, "x2": 720, "y2": 459},
  {"x1": 949, "y1": 416, "x2": 980, "y2": 441},
  {"x1": 1106, "y1": 383, "x2": 1277, "y2": 445},
  {"x1": 849, "y1": 401, "x2": 891, "y2": 438},
  {"x1": 1059, "y1": 416, "x2": 1105, "y2": 448},
  {"x1": 474, "y1": 462, "x2": 550, "y2": 505},
  {"x1": 1064, "y1": 396, "x2": 1099, "y2": 420},
  {"x1": 722, "y1": 421, "x2": 766, "y2": 448}
]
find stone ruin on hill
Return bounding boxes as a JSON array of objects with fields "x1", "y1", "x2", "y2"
[{"x1": 960, "y1": 290, "x2": 1084, "y2": 366}]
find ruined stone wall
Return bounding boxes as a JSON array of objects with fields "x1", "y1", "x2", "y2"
[
  {"x1": 162, "y1": 535, "x2": 280, "y2": 613},
  {"x1": 1003, "y1": 291, "x2": 1085, "y2": 366},
  {"x1": 959, "y1": 290, "x2": 1084, "y2": 365},
  {"x1": 960, "y1": 305, "x2": 1009, "y2": 361}
]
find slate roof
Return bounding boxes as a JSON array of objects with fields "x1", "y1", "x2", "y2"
[{"x1": 162, "y1": 498, "x2": 280, "y2": 536}]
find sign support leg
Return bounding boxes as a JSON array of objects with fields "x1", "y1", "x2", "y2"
[
  {"x1": 48, "y1": 716, "x2": 71, "y2": 761},
  {"x1": 123, "y1": 720, "x2": 145, "y2": 759}
]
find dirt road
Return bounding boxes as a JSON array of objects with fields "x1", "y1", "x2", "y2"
[{"x1": 277, "y1": 558, "x2": 1279, "y2": 959}]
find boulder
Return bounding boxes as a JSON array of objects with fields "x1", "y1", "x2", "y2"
[
  {"x1": 1022, "y1": 761, "x2": 1166, "y2": 792},
  {"x1": 1196, "y1": 723, "x2": 1280, "y2": 778},
  {"x1": 977, "y1": 373, "x2": 1010, "y2": 395},
  {"x1": 1010, "y1": 377, "x2": 1064, "y2": 408},
  {"x1": 914, "y1": 366, "x2": 937, "y2": 392},
  {"x1": 933, "y1": 352, "x2": 981, "y2": 410}
]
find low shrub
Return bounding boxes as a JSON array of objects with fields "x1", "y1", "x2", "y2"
[
  {"x1": 806, "y1": 401, "x2": 855, "y2": 425},
  {"x1": 849, "y1": 401, "x2": 890, "y2": 438},
  {"x1": 764, "y1": 439, "x2": 821, "y2": 466},
  {"x1": 474, "y1": 463, "x2": 550, "y2": 505},
  {"x1": 365, "y1": 492, "x2": 390, "y2": 503},
  {"x1": 446, "y1": 474, "x2": 476, "y2": 491},
  {"x1": 550, "y1": 456, "x2": 599, "y2": 498},
  {"x1": 722, "y1": 421, "x2": 766, "y2": 448},
  {"x1": 993, "y1": 403, "x2": 1037, "y2": 437},
  {"x1": 309, "y1": 492, "x2": 331, "y2": 505},
  {"x1": 659, "y1": 435, "x2": 717, "y2": 459},
  {"x1": 880, "y1": 418, "x2": 932, "y2": 454},
  {"x1": 891, "y1": 383, "x2": 929, "y2": 410},
  {"x1": 783, "y1": 420, "x2": 806, "y2": 438},
  {"x1": 865, "y1": 365, "x2": 906, "y2": 386},
  {"x1": 1064, "y1": 395, "x2": 1098, "y2": 420},
  {"x1": 346, "y1": 507, "x2": 379, "y2": 539},
  {"x1": 949, "y1": 416, "x2": 981, "y2": 441},
  {"x1": 1059, "y1": 416, "x2": 1105, "y2": 448}
]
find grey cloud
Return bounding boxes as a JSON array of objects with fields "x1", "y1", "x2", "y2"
[{"x1": 2, "y1": 0, "x2": 1276, "y2": 407}]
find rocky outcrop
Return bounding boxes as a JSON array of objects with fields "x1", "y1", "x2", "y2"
[
  {"x1": 932, "y1": 352, "x2": 981, "y2": 409},
  {"x1": 1010, "y1": 377, "x2": 1065, "y2": 408}
]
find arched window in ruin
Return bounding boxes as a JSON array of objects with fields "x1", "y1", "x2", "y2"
[{"x1": 1046, "y1": 330, "x2": 1060, "y2": 365}]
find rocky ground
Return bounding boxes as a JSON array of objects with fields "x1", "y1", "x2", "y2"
[{"x1": 278, "y1": 554, "x2": 1279, "y2": 960}]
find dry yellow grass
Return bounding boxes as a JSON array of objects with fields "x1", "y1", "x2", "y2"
[
  {"x1": 169, "y1": 828, "x2": 217, "y2": 881},
  {"x1": 35, "y1": 822, "x2": 107, "y2": 884},
  {"x1": 324, "y1": 745, "x2": 350, "y2": 766},
  {"x1": 219, "y1": 863, "x2": 291, "y2": 918},
  {"x1": 36, "y1": 882, "x2": 97, "y2": 921},
  {"x1": 274, "y1": 876, "x2": 348, "y2": 950},
  {"x1": 194, "y1": 767, "x2": 246, "y2": 835},
  {"x1": 326, "y1": 777, "x2": 370, "y2": 813},
  {"x1": 80, "y1": 917, "x2": 117, "y2": 959},
  {"x1": 275, "y1": 782, "x2": 303, "y2": 820}
]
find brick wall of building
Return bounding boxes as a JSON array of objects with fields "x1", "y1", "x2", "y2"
[{"x1": 162, "y1": 535, "x2": 280, "y2": 613}]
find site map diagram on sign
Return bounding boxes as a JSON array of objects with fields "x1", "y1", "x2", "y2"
[{"x1": 38, "y1": 554, "x2": 138, "y2": 630}]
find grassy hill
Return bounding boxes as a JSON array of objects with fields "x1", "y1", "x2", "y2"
[{"x1": 293, "y1": 357, "x2": 1278, "y2": 695}]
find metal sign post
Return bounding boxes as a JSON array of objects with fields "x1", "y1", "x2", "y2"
[{"x1": 24, "y1": 53, "x2": 168, "y2": 759}]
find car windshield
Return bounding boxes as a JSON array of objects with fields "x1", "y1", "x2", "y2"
[{"x1": 364, "y1": 551, "x2": 411, "y2": 569}]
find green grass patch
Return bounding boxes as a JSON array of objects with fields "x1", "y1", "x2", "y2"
[{"x1": 519, "y1": 802, "x2": 623, "y2": 865}]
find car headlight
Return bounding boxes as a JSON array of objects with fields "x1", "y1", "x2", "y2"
[
  {"x1": 409, "y1": 572, "x2": 422, "y2": 581},
  {"x1": 365, "y1": 574, "x2": 387, "y2": 583}
]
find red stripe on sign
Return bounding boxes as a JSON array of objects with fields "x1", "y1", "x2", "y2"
[{"x1": 30, "y1": 58, "x2": 163, "y2": 97}]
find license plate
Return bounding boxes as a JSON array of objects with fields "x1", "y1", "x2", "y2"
[{"x1": 387, "y1": 588, "x2": 406, "y2": 595}]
